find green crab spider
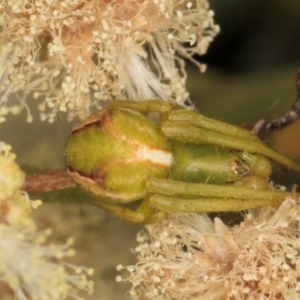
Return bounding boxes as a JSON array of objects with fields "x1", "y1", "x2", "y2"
[{"x1": 64, "y1": 100, "x2": 300, "y2": 223}]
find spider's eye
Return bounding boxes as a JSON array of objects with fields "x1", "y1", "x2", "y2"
[{"x1": 231, "y1": 159, "x2": 249, "y2": 176}]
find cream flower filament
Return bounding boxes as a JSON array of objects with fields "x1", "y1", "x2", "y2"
[
  {"x1": 0, "y1": 0, "x2": 219, "y2": 121},
  {"x1": 118, "y1": 198, "x2": 300, "y2": 299},
  {"x1": 0, "y1": 142, "x2": 94, "y2": 299}
]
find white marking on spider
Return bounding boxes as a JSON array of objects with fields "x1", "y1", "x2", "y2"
[{"x1": 135, "y1": 145, "x2": 174, "y2": 167}]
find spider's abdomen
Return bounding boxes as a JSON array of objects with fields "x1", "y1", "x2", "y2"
[{"x1": 65, "y1": 108, "x2": 173, "y2": 203}]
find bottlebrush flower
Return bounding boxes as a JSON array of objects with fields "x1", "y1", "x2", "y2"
[
  {"x1": 118, "y1": 197, "x2": 300, "y2": 299},
  {"x1": 0, "y1": 142, "x2": 94, "y2": 299},
  {"x1": 0, "y1": 0, "x2": 219, "y2": 122}
]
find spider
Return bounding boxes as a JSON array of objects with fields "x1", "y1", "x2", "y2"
[{"x1": 64, "y1": 100, "x2": 300, "y2": 223}]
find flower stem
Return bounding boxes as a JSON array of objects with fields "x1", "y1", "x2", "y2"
[{"x1": 22, "y1": 169, "x2": 75, "y2": 193}]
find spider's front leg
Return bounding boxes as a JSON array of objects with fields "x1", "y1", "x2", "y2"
[
  {"x1": 92, "y1": 196, "x2": 167, "y2": 223},
  {"x1": 146, "y1": 178, "x2": 298, "y2": 213},
  {"x1": 106, "y1": 99, "x2": 173, "y2": 114},
  {"x1": 161, "y1": 109, "x2": 300, "y2": 173}
]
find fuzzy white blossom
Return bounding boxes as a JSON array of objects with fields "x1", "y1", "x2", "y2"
[
  {"x1": 0, "y1": 0, "x2": 219, "y2": 122},
  {"x1": 118, "y1": 197, "x2": 300, "y2": 299},
  {"x1": 0, "y1": 44, "x2": 22, "y2": 122},
  {"x1": 0, "y1": 142, "x2": 94, "y2": 299}
]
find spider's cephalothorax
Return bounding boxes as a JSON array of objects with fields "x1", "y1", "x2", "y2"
[{"x1": 65, "y1": 100, "x2": 300, "y2": 223}]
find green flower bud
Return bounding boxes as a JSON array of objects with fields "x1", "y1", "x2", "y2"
[{"x1": 65, "y1": 108, "x2": 173, "y2": 203}]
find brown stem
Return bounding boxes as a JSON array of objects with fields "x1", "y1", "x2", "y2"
[{"x1": 21, "y1": 169, "x2": 76, "y2": 193}]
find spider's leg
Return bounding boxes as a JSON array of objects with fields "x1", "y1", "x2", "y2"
[
  {"x1": 149, "y1": 194, "x2": 283, "y2": 213},
  {"x1": 146, "y1": 178, "x2": 298, "y2": 213},
  {"x1": 106, "y1": 99, "x2": 172, "y2": 113},
  {"x1": 161, "y1": 117, "x2": 300, "y2": 173},
  {"x1": 144, "y1": 210, "x2": 168, "y2": 224},
  {"x1": 92, "y1": 196, "x2": 156, "y2": 223},
  {"x1": 167, "y1": 109, "x2": 260, "y2": 143},
  {"x1": 253, "y1": 66, "x2": 300, "y2": 137},
  {"x1": 147, "y1": 178, "x2": 294, "y2": 201}
]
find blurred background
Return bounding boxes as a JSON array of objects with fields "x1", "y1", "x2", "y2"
[
  {"x1": 204, "y1": 0, "x2": 300, "y2": 74},
  {"x1": 191, "y1": 0, "x2": 300, "y2": 122},
  {"x1": 189, "y1": 0, "x2": 300, "y2": 188},
  {"x1": 1, "y1": 0, "x2": 300, "y2": 299}
]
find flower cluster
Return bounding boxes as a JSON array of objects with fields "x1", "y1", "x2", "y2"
[
  {"x1": 0, "y1": 44, "x2": 23, "y2": 123},
  {"x1": 0, "y1": 0, "x2": 219, "y2": 122},
  {"x1": 118, "y1": 197, "x2": 300, "y2": 299},
  {"x1": 0, "y1": 142, "x2": 94, "y2": 299}
]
